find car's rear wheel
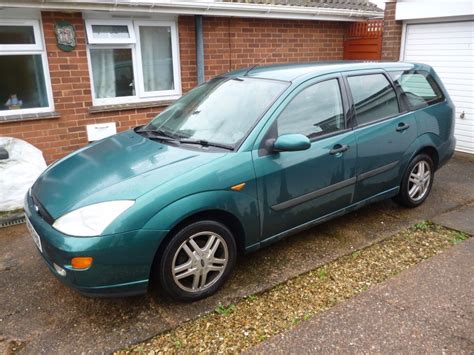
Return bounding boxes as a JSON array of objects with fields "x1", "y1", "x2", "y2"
[
  {"x1": 156, "y1": 220, "x2": 237, "y2": 302},
  {"x1": 394, "y1": 153, "x2": 434, "y2": 208}
]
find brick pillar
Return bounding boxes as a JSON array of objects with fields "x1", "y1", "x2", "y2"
[
  {"x1": 381, "y1": 0, "x2": 403, "y2": 61},
  {"x1": 178, "y1": 16, "x2": 198, "y2": 93},
  {"x1": 40, "y1": 12, "x2": 92, "y2": 161}
]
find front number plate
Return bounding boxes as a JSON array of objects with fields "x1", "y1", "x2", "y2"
[{"x1": 26, "y1": 217, "x2": 43, "y2": 253}]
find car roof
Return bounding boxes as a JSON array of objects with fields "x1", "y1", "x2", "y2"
[{"x1": 225, "y1": 61, "x2": 430, "y2": 82}]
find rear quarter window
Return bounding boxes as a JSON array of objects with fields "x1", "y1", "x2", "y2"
[{"x1": 389, "y1": 70, "x2": 445, "y2": 110}]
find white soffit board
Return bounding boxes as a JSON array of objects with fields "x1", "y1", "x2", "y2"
[
  {"x1": 402, "y1": 21, "x2": 474, "y2": 154},
  {"x1": 396, "y1": 0, "x2": 474, "y2": 21},
  {"x1": 0, "y1": 1, "x2": 380, "y2": 22}
]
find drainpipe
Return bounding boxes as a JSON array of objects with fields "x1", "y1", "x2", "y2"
[{"x1": 195, "y1": 15, "x2": 205, "y2": 85}]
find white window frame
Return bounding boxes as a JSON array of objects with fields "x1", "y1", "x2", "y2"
[
  {"x1": 86, "y1": 18, "x2": 182, "y2": 107},
  {"x1": 86, "y1": 43, "x2": 140, "y2": 106},
  {"x1": 134, "y1": 20, "x2": 181, "y2": 99},
  {"x1": 0, "y1": 18, "x2": 54, "y2": 116},
  {"x1": 0, "y1": 19, "x2": 43, "y2": 51},
  {"x1": 85, "y1": 19, "x2": 136, "y2": 45}
]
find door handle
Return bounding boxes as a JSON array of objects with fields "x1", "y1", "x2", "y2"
[
  {"x1": 396, "y1": 123, "x2": 410, "y2": 132},
  {"x1": 329, "y1": 144, "x2": 349, "y2": 155}
]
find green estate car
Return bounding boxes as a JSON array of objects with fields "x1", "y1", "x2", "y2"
[{"x1": 25, "y1": 62, "x2": 455, "y2": 301}]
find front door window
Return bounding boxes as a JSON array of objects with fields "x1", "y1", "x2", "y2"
[{"x1": 277, "y1": 79, "x2": 345, "y2": 138}]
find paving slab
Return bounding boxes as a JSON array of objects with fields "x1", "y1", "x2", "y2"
[
  {"x1": 249, "y1": 238, "x2": 474, "y2": 354},
  {"x1": 1, "y1": 157, "x2": 473, "y2": 354},
  {"x1": 432, "y1": 203, "x2": 474, "y2": 236}
]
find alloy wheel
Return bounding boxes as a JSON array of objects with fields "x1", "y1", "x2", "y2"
[
  {"x1": 171, "y1": 231, "x2": 228, "y2": 293},
  {"x1": 408, "y1": 160, "x2": 431, "y2": 202}
]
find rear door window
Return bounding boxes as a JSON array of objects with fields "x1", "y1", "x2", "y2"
[
  {"x1": 389, "y1": 70, "x2": 445, "y2": 110},
  {"x1": 347, "y1": 74, "x2": 400, "y2": 126}
]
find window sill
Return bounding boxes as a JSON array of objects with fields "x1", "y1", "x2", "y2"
[
  {"x1": 89, "y1": 99, "x2": 176, "y2": 114},
  {"x1": 0, "y1": 111, "x2": 60, "y2": 123}
]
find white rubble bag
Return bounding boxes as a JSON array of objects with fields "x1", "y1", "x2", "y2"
[{"x1": 0, "y1": 137, "x2": 47, "y2": 212}]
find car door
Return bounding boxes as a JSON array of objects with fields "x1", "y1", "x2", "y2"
[
  {"x1": 344, "y1": 71, "x2": 418, "y2": 203},
  {"x1": 252, "y1": 75, "x2": 357, "y2": 242}
]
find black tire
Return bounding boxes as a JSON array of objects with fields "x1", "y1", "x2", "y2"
[
  {"x1": 393, "y1": 153, "x2": 434, "y2": 208},
  {"x1": 155, "y1": 220, "x2": 237, "y2": 302}
]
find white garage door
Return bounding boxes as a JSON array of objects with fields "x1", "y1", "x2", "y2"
[{"x1": 402, "y1": 21, "x2": 474, "y2": 154}]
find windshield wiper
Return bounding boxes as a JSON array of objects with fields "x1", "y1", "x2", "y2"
[
  {"x1": 136, "y1": 126, "x2": 179, "y2": 141},
  {"x1": 136, "y1": 126, "x2": 234, "y2": 150},
  {"x1": 178, "y1": 138, "x2": 234, "y2": 151}
]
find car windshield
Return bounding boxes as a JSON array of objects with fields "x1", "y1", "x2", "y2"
[{"x1": 144, "y1": 76, "x2": 289, "y2": 147}]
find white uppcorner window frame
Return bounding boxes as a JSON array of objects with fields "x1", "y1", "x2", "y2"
[
  {"x1": 85, "y1": 19, "x2": 136, "y2": 44},
  {"x1": 0, "y1": 18, "x2": 55, "y2": 116},
  {"x1": 85, "y1": 18, "x2": 182, "y2": 107},
  {"x1": 0, "y1": 19, "x2": 43, "y2": 51}
]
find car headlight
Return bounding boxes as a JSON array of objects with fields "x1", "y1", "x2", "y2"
[{"x1": 52, "y1": 200, "x2": 135, "y2": 237}]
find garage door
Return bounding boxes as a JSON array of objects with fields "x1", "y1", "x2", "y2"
[{"x1": 402, "y1": 21, "x2": 474, "y2": 154}]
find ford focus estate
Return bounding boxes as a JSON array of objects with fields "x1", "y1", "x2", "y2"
[{"x1": 25, "y1": 62, "x2": 455, "y2": 301}]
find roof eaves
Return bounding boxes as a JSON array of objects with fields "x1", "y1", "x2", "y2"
[{"x1": 0, "y1": 0, "x2": 383, "y2": 21}]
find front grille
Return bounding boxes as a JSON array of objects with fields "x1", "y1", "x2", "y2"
[{"x1": 31, "y1": 193, "x2": 55, "y2": 225}]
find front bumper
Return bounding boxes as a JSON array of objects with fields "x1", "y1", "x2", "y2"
[{"x1": 24, "y1": 192, "x2": 169, "y2": 297}]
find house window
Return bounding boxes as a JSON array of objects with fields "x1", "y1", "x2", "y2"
[
  {"x1": 0, "y1": 20, "x2": 53, "y2": 115},
  {"x1": 85, "y1": 19, "x2": 181, "y2": 106}
]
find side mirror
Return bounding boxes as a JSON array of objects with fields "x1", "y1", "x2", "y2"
[{"x1": 273, "y1": 134, "x2": 311, "y2": 152}]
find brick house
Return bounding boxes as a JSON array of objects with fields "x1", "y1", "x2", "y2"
[{"x1": 0, "y1": 0, "x2": 383, "y2": 163}]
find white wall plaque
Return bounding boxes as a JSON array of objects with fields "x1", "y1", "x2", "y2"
[{"x1": 86, "y1": 122, "x2": 117, "y2": 142}]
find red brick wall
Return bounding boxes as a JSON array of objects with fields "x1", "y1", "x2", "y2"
[
  {"x1": 0, "y1": 13, "x2": 347, "y2": 164},
  {"x1": 202, "y1": 17, "x2": 346, "y2": 79},
  {"x1": 381, "y1": 1, "x2": 402, "y2": 61}
]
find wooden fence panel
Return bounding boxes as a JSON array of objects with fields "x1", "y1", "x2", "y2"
[{"x1": 343, "y1": 20, "x2": 384, "y2": 60}]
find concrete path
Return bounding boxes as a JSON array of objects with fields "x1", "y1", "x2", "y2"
[
  {"x1": 250, "y1": 236, "x2": 474, "y2": 354},
  {"x1": 1, "y1": 157, "x2": 473, "y2": 353},
  {"x1": 433, "y1": 203, "x2": 474, "y2": 236}
]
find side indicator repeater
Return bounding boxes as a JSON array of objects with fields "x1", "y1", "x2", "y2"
[{"x1": 231, "y1": 182, "x2": 246, "y2": 191}]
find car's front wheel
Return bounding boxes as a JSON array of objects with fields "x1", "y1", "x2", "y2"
[
  {"x1": 156, "y1": 220, "x2": 237, "y2": 302},
  {"x1": 394, "y1": 153, "x2": 434, "y2": 208}
]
